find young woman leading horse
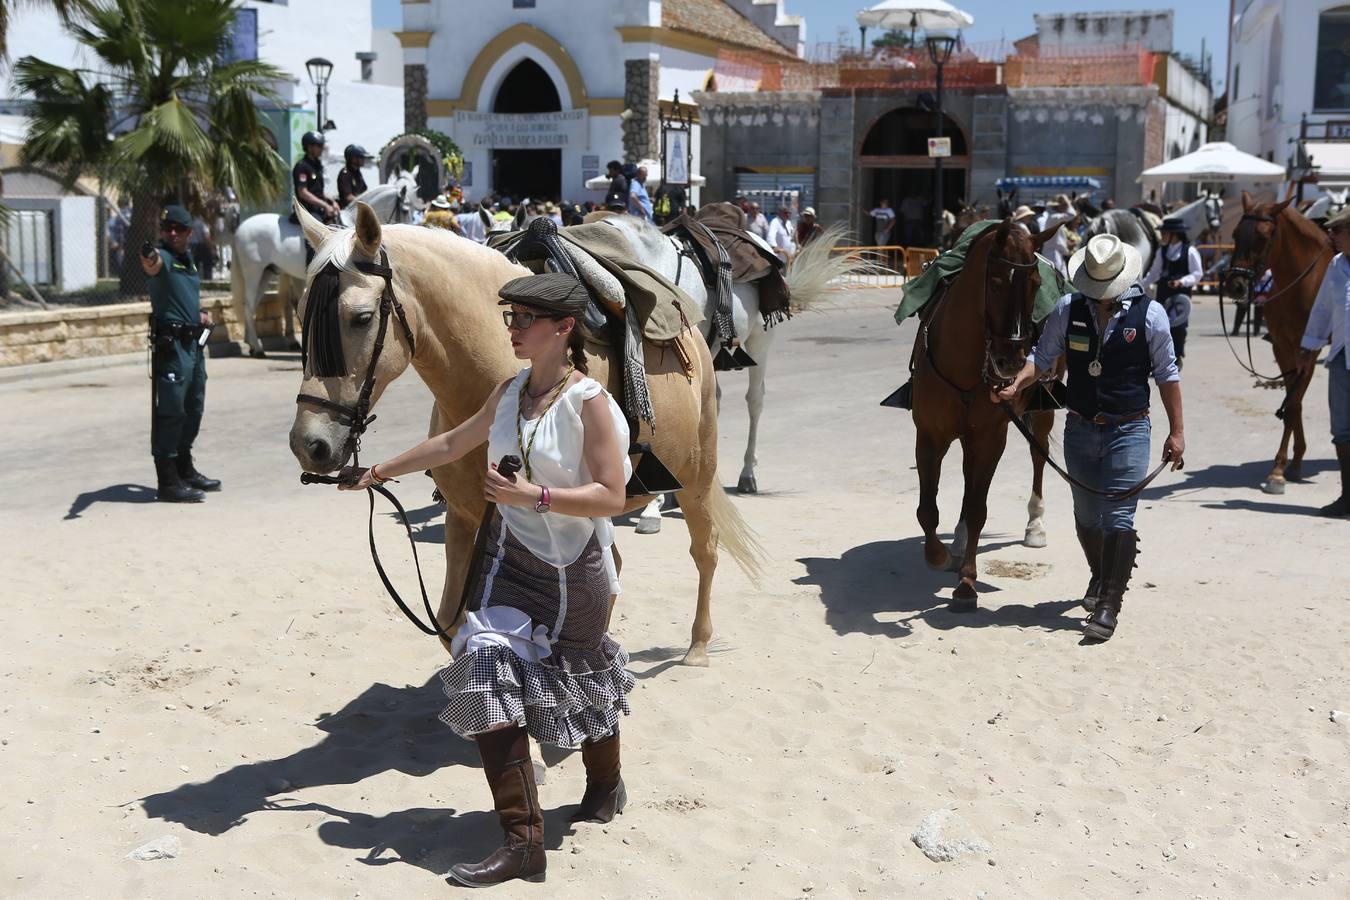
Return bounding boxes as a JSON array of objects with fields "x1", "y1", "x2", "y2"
[{"x1": 911, "y1": 219, "x2": 1064, "y2": 609}]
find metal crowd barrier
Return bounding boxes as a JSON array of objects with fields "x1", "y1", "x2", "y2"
[{"x1": 827, "y1": 245, "x2": 908, "y2": 288}]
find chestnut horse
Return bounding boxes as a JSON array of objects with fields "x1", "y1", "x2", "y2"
[
  {"x1": 1224, "y1": 193, "x2": 1332, "y2": 494},
  {"x1": 913, "y1": 220, "x2": 1062, "y2": 609}
]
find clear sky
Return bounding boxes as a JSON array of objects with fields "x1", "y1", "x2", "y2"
[{"x1": 372, "y1": 0, "x2": 1228, "y2": 87}]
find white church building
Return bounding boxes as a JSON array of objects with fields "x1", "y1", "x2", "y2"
[{"x1": 397, "y1": 0, "x2": 804, "y2": 203}]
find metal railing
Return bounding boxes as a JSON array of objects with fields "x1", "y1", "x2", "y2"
[{"x1": 826, "y1": 244, "x2": 933, "y2": 288}]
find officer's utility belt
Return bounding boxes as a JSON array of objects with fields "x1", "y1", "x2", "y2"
[
  {"x1": 150, "y1": 319, "x2": 206, "y2": 348},
  {"x1": 1070, "y1": 409, "x2": 1150, "y2": 427}
]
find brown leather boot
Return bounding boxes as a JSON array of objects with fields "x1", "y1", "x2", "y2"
[
  {"x1": 448, "y1": 727, "x2": 547, "y2": 887},
  {"x1": 1085, "y1": 530, "x2": 1138, "y2": 642},
  {"x1": 568, "y1": 729, "x2": 626, "y2": 823}
]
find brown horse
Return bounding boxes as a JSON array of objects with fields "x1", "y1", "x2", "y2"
[
  {"x1": 912, "y1": 219, "x2": 1062, "y2": 609},
  {"x1": 1225, "y1": 193, "x2": 1333, "y2": 494}
]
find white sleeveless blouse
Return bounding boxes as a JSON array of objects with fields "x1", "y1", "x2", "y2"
[{"x1": 487, "y1": 370, "x2": 632, "y2": 589}]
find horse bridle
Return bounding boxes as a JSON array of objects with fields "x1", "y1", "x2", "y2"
[
  {"x1": 1221, "y1": 211, "x2": 1328, "y2": 386},
  {"x1": 294, "y1": 249, "x2": 416, "y2": 463},
  {"x1": 923, "y1": 250, "x2": 1039, "y2": 404}
]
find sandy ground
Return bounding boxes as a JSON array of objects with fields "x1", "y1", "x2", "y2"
[{"x1": 1, "y1": 291, "x2": 1347, "y2": 899}]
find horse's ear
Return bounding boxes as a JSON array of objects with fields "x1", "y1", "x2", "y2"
[
  {"x1": 353, "y1": 201, "x2": 383, "y2": 258},
  {"x1": 1272, "y1": 195, "x2": 1295, "y2": 215},
  {"x1": 1241, "y1": 190, "x2": 1252, "y2": 213},
  {"x1": 294, "y1": 198, "x2": 329, "y2": 252},
  {"x1": 409, "y1": 164, "x2": 420, "y2": 179},
  {"x1": 1032, "y1": 220, "x2": 1065, "y2": 248}
]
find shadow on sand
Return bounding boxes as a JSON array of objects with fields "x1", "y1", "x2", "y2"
[
  {"x1": 797, "y1": 536, "x2": 1081, "y2": 638},
  {"x1": 140, "y1": 676, "x2": 481, "y2": 837},
  {"x1": 1140, "y1": 457, "x2": 1335, "y2": 501},
  {"x1": 65, "y1": 483, "x2": 158, "y2": 520}
]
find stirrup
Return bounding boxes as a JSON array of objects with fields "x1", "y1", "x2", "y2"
[
  {"x1": 625, "y1": 442, "x2": 683, "y2": 496},
  {"x1": 880, "y1": 379, "x2": 913, "y2": 410}
]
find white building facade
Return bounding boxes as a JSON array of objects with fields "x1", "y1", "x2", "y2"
[
  {"x1": 397, "y1": 0, "x2": 803, "y2": 204},
  {"x1": 1227, "y1": 0, "x2": 1350, "y2": 194}
]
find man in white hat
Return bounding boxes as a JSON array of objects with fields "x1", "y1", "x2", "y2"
[
  {"x1": 1296, "y1": 206, "x2": 1350, "y2": 517},
  {"x1": 995, "y1": 233, "x2": 1186, "y2": 642}
]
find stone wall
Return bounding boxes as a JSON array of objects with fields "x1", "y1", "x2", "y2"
[
  {"x1": 0, "y1": 290, "x2": 291, "y2": 367},
  {"x1": 623, "y1": 59, "x2": 659, "y2": 162},
  {"x1": 696, "y1": 91, "x2": 822, "y2": 216},
  {"x1": 404, "y1": 64, "x2": 428, "y2": 132}
]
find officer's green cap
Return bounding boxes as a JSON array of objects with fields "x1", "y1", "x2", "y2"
[
  {"x1": 497, "y1": 272, "x2": 590, "y2": 317},
  {"x1": 160, "y1": 205, "x2": 192, "y2": 228}
]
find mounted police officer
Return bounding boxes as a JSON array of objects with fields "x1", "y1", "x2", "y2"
[
  {"x1": 996, "y1": 234, "x2": 1186, "y2": 642},
  {"x1": 140, "y1": 204, "x2": 222, "y2": 503},
  {"x1": 292, "y1": 131, "x2": 340, "y2": 225},
  {"x1": 336, "y1": 143, "x2": 370, "y2": 208}
]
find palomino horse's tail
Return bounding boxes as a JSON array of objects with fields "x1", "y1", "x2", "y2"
[
  {"x1": 705, "y1": 483, "x2": 766, "y2": 583},
  {"x1": 785, "y1": 224, "x2": 881, "y2": 310}
]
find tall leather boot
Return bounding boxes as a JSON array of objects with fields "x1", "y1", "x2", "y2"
[
  {"x1": 568, "y1": 729, "x2": 626, "y2": 824},
  {"x1": 1317, "y1": 444, "x2": 1350, "y2": 517},
  {"x1": 448, "y1": 726, "x2": 547, "y2": 888},
  {"x1": 1075, "y1": 523, "x2": 1104, "y2": 612},
  {"x1": 155, "y1": 457, "x2": 205, "y2": 503},
  {"x1": 1084, "y1": 530, "x2": 1137, "y2": 642},
  {"x1": 177, "y1": 452, "x2": 221, "y2": 492}
]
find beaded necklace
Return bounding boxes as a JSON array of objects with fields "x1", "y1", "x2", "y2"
[{"x1": 516, "y1": 365, "x2": 575, "y2": 481}]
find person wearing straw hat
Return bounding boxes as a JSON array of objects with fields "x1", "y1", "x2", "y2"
[
  {"x1": 1145, "y1": 218, "x2": 1204, "y2": 369},
  {"x1": 995, "y1": 233, "x2": 1186, "y2": 642}
]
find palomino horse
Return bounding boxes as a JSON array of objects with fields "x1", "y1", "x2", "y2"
[
  {"x1": 1224, "y1": 193, "x2": 1332, "y2": 494},
  {"x1": 632, "y1": 224, "x2": 869, "y2": 533},
  {"x1": 230, "y1": 169, "x2": 420, "y2": 357},
  {"x1": 287, "y1": 202, "x2": 762, "y2": 666},
  {"x1": 912, "y1": 220, "x2": 1063, "y2": 608}
]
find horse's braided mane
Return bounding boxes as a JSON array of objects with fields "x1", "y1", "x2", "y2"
[{"x1": 301, "y1": 262, "x2": 347, "y2": 378}]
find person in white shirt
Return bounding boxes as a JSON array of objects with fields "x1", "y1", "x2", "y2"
[
  {"x1": 766, "y1": 206, "x2": 797, "y2": 261},
  {"x1": 1145, "y1": 218, "x2": 1204, "y2": 368},
  {"x1": 1296, "y1": 208, "x2": 1350, "y2": 517},
  {"x1": 746, "y1": 201, "x2": 770, "y2": 239},
  {"x1": 1036, "y1": 194, "x2": 1076, "y2": 275},
  {"x1": 872, "y1": 198, "x2": 898, "y2": 245},
  {"x1": 457, "y1": 200, "x2": 490, "y2": 244}
]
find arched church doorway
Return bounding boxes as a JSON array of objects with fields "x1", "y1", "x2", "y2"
[
  {"x1": 491, "y1": 58, "x2": 563, "y2": 201},
  {"x1": 859, "y1": 107, "x2": 968, "y2": 247}
]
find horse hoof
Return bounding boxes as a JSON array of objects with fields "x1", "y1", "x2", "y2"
[
  {"x1": 635, "y1": 516, "x2": 662, "y2": 535},
  {"x1": 736, "y1": 475, "x2": 758, "y2": 494},
  {"x1": 682, "y1": 645, "x2": 710, "y2": 667},
  {"x1": 248, "y1": 346, "x2": 267, "y2": 359},
  {"x1": 1261, "y1": 479, "x2": 1286, "y2": 495},
  {"x1": 1023, "y1": 529, "x2": 1047, "y2": 549},
  {"x1": 288, "y1": 339, "x2": 302, "y2": 352},
  {"x1": 924, "y1": 545, "x2": 951, "y2": 571},
  {"x1": 950, "y1": 582, "x2": 978, "y2": 613},
  {"x1": 1285, "y1": 464, "x2": 1303, "y2": 482}
]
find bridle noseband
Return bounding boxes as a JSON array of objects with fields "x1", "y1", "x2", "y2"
[{"x1": 295, "y1": 248, "x2": 416, "y2": 463}]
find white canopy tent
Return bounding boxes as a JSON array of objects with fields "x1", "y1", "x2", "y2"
[
  {"x1": 1137, "y1": 142, "x2": 1286, "y2": 185},
  {"x1": 856, "y1": 0, "x2": 975, "y2": 32},
  {"x1": 583, "y1": 159, "x2": 705, "y2": 192}
]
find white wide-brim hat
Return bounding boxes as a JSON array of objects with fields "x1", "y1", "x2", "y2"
[{"x1": 1068, "y1": 234, "x2": 1142, "y2": 299}]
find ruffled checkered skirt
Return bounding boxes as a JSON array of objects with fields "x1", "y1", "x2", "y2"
[{"x1": 438, "y1": 513, "x2": 634, "y2": 749}]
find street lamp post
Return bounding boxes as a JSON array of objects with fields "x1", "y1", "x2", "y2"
[
  {"x1": 925, "y1": 33, "x2": 957, "y2": 248},
  {"x1": 305, "y1": 57, "x2": 336, "y2": 132}
]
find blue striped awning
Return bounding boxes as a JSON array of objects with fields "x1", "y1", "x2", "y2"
[{"x1": 996, "y1": 176, "x2": 1103, "y2": 193}]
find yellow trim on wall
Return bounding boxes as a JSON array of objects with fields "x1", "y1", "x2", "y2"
[
  {"x1": 425, "y1": 99, "x2": 459, "y2": 117},
  {"x1": 455, "y1": 24, "x2": 590, "y2": 112},
  {"x1": 588, "y1": 98, "x2": 626, "y2": 116},
  {"x1": 394, "y1": 30, "x2": 433, "y2": 48},
  {"x1": 617, "y1": 25, "x2": 794, "y2": 60}
]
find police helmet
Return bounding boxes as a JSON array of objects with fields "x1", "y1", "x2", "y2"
[
  {"x1": 301, "y1": 131, "x2": 326, "y2": 149},
  {"x1": 344, "y1": 143, "x2": 370, "y2": 162}
]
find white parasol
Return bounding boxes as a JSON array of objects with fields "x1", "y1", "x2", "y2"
[
  {"x1": 856, "y1": 0, "x2": 975, "y2": 33},
  {"x1": 1137, "y1": 142, "x2": 1286, "y2": 185}
]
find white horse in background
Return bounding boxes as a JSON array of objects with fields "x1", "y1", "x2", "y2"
[
  {"x1": 628, "y1": 223, "x2": 865, "y2": 534},
  {"x1": 229, "y1": 169, "x2": 421, "y2": 356}
]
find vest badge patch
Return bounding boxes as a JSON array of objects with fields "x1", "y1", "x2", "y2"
[
  {"x1": 1068, "y1": 336, "x2": 1090, "y2": 353},
  {"x1": 1123, "y1": 327, "x2": 1138, "y2": 343}
]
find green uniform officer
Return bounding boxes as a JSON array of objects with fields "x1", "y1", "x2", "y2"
[{"x1": 141, "y1": 204, "x2": 221, "y2": 502}]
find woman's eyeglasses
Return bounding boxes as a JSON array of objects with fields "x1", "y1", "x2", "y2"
[{"x1": 501, "y1": 310, "x2": 559, "y2": 330}]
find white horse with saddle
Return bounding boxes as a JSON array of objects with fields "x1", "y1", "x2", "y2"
[{"x1": 230, "y1": 168, "x2": 421, "y2": 356}]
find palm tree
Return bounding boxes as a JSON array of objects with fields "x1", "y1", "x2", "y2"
[
  {"x1": 0, "y1": 0, "x2": 84, "y2": 61},
  {"x1": 14, "y1": 0, "x2": 288, "y2": 293}
]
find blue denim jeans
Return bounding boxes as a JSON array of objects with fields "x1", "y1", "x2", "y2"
[{"x1": 1063, "y1": 413, "x2": 1152, "y2": 532}]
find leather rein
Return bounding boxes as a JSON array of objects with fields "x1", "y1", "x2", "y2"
[{"x1": 295, "y1": 251, "x2": 455, "y2": 642}]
